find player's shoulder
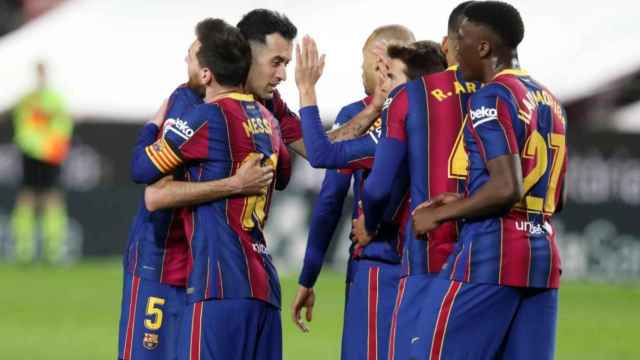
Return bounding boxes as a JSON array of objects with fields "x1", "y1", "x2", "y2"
[
  {"x1": 177, "y1": 101, "x2": 221, "y2": 126},
  {"x1": 168, "y1": 84, "x2": 203, "y2": 107},
  {"x1": 523, "y1": 76, "x2": 561, "y2": 103},
  {"x1": 470, "y1": 80, "x2": 513, "y2": 104},
  {"x1": 341, "y1": 96, "x2": 369, "y2": 112},
  {"x1": 336, "y1": 96, "x2": 370, "y2": 125},
  {"x1": 383, "y1": 83, "x2": 408, "y2": 112}
]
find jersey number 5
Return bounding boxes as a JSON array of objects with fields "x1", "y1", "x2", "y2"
[{"x1": 144, "y1": 296, "x2": 165, "y2": 331}]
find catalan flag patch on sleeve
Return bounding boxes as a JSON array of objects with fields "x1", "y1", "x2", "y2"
[{"x1": 145, "y1": 138, "x2": 183, "y2": 173}]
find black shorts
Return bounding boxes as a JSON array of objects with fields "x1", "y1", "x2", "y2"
[{"x1": 21, "y1": 154, "x2": 60, "y2": 190}]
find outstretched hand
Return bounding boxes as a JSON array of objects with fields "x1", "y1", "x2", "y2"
[{"x1": 295, "y1": 35, "x2": 326, "y2": 93}]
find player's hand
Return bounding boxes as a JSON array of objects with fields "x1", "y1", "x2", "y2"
[
  {"x1": 233, "y1": 154, "x2": 274, "y2": 195},
  {"x1": 370, "y1": 43, "x2": 392, "y2": 112},
  {"x1": 292, "y1": 286, "x2": 315, "y2": 333},
  {"x1": 352, "y1": 212, "x2": 374, "y2": 246},
  {"x1": 148, "y1": 98, "x2": 168, "y2": 128},
  {"x1": 413, "y1": 192, "x2": 463, "y2": 213},
  {"x1": 295, "y1": 35, "x2": 326, "y2": 93},
  {"x1": 412, "y1": 206, "x2": 441, "y2": 236},
  {"x1": 371, "y1": 69, "x2": 391, "y2": 112}
]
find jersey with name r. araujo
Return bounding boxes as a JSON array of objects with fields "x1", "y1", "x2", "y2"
[
  {"x1": 446, "y1": 69, "x2": 567, "y2": 289},
  {"x1": 374, "y1": 67, "x2": 479, "y2": 278}
]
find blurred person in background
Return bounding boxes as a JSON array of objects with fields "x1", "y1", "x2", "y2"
[{"x1": 11, "y1": 60, "x2": 73, "y2": 263}]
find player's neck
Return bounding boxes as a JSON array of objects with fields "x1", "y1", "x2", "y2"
[
  {"x1": 483, "y1": 52, "x2": 520, "y2": 83},
  {"x1": 204, "y1": 84, "x2": 245, "y2": 102}
]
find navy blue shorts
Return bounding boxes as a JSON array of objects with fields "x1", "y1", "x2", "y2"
[
  {"x1": 341, "y1": 260, "x2": 401, "y2": 360},
  {"x1": 178, "y1": 298, "x2": 281, "y2": 360},
  {"x1": 409, "y1": 278, "x2": 558, "y2": 360},
  {"x1": 118, "y1": 272, "x2": 187, "y2": 360},
  {"x1": 388, "y1": 273, "x2": 436, "y2": 360}
]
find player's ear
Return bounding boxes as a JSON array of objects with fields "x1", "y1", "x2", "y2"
[
  {"x1": 478, "y1": 40, "x2": 491, "y2": 59},
  {"x1": 201, "y1": 67, "x2": 213, "y2": 86},
  {"x1": 441, "y1": 35, "x2": 449, "y2": 55}
]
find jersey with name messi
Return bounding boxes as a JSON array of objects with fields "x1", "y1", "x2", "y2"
[
  {"x1": 382, "y1": 66, "x2": 479, "y2": 277},
  {"x1": 141, "y1": 93, "x2": 287, "y2": 307},
  {"x1": 338, "y1": 96, "x2": 409, "y2": 265},
  {"x1": 447, "y1": 69, "x2": 566, "y2": 289},
  {"x1": 125, "y1": 85, "x2": 202, "y2": 287}
]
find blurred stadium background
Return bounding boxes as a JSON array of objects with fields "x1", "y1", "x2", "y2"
[{"x1": 0, "y1": 0, "x2": 638, "y2": 359}]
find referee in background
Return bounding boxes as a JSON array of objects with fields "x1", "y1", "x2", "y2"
[{"x1": 11, "y1": 60, "x2": 72, "y2": 263}]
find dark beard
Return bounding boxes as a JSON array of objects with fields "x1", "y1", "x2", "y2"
[{"x1": 186, "y1": 77, "x2": 205, "y2": 98}]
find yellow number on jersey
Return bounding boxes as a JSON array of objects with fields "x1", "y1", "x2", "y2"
[
  {"x1": 448, "y1": 120, "x2": 469, "y2": 179},
  {"x1": 241, "y1": 152, "x2": 278, "y2": 230},
  {"x1": 144, "y1": 297, "x2": 165, "y2": 331},
  {"x1": 514, "y1": 130, "x2": 566, "y2": 214},
  {"x1": 544, "y1": 133, "x2": 566, "y2": 214}
]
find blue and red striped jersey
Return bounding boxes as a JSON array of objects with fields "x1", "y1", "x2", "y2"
[
  {"x1": 445, "y1": 69, "x2": 566, "y2": 289},
  {"x1": 299, "y1": 96, "x2": 409, "y2": 265},
  {"x1": 126, "y1": 87, "x2": 301, "y2": 290},
  {"x1": 362, "y1": 66, "x2": 479, "y2": 277},
  {"x1": 133, "y1": 92, "x2": 287, "y2": 307},
  {"x1": 125, "y1": 85, "x2": 202, "y2": 287}
]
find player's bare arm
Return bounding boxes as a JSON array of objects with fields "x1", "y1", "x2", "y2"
[
  {"x1": 326, "y1": 42, "x2": 392, "y2": 141},
  {"x1": 295, "y1": 35, "x2": 385, "y2": 145},
  {"x1": 412, "y1": 154, "x2": 524, "y2": 235},
  {"x1": 287, "y1": 139, "x2": 307, "y2": 158},
  {"x1": 144, "y1": 155, "x2": 274, "y2": 212}
]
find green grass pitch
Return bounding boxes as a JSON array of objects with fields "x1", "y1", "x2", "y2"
[{"x1": 0, "y1": 260, "x2": 638, "y2": 359}]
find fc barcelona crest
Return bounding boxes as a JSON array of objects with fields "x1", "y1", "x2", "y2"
[{"x1": 143, "y1": 333, "x2": 159, "y2": 350}]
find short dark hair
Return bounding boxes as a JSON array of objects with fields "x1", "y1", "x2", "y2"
[
  {"x1": 448, "y1": 1, "x2": 476, "y2": 34},
  {"x1": 195, "y1": 18, "x2": 251, "y2": 87},
  {"x1": 463, "y1": 1, "x2": 524, "y2": 49},
  {"x1": 387, "y1": 40, "x2": 448, "y2": 80},
  {"x1": 237, "y1": 9, "x2": 297, "y2": 44}
]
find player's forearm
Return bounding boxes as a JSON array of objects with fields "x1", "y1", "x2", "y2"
[
  {"x1": 287, "y1": 139, "x2": 307, "y2": 159},
  {"x1": 145, "y1": 176, "x2": 243, "y2": 212},
  {"x1": 299, "y1": 106, "x2": 351, "y2": 169},
  {"x1": 361, "y1": 138, "x2": 406, "y2": 233},
  {"x1": 131, "y1": 124, "x2": 165, "y2": 184},
  {"x1": 327, "y1": 104, "x2": 379, "y2": 142},
  {"x1": 299, "y1": 171, "x2": 351, "y2": 287},
  {"x1": 299, "y1": 87, "x2": 318, "y2": 108},
  {"x1": 433, "y1": 155, "x2": 524, "y2": 223},
  {"x1": 299, "y1": 219, "x2": 339, "y2": 288}
]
